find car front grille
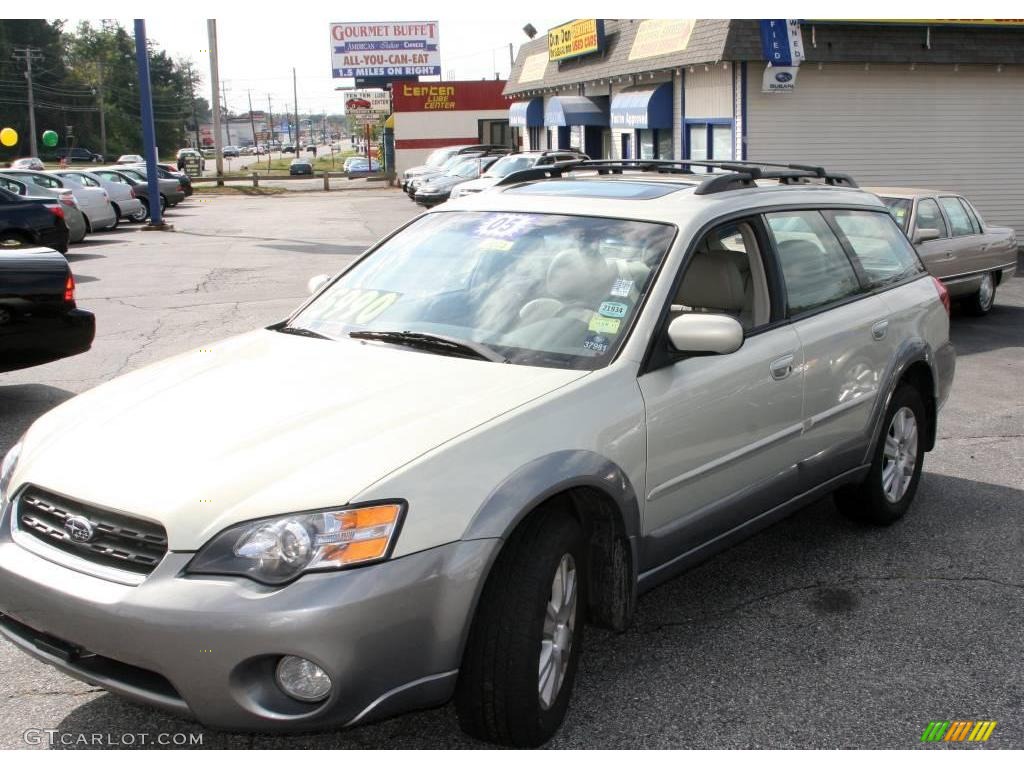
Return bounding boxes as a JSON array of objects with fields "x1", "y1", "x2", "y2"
[{"x1": 15, "y1": 486, "x2": 168, "y2": 577}]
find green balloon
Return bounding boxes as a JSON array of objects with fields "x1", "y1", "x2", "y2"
[{"x1": 42, "y1": 130, "x2": 59, "y2": 147}]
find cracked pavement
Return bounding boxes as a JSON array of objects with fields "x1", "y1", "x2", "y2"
[{"x1": 0, "y1": 191, "x2": 1021, "y2": 749}]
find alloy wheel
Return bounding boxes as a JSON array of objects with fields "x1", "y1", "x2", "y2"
[
  {"x1": 882, "y1": 406, "x2": 918, "y2": 503},
  {"x1": 978, "y1": 274, "x2": 995, "y2": 311},
  {"x1": 539, "y1": 553, "x2": 578, "y2": 710}
]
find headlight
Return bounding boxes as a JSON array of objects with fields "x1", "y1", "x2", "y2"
[
  {"x1": 0, "y1": 437, "x2": 23, "y2": 509},
  {"x1": 186, "y1": 502, "x2": 404, "y2": 585}
]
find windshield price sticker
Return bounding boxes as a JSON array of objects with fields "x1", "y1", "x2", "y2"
[
  {"x1": 598, "y1": 301, "x2": 628, "y2": 318},
  {"x1": 609, "y1": 278, "x2": 634, "y2": 297},
  {"x1": 320, "y1": 288, "x2": 400, "y2": 325},
  {"x1": 480, "y1": 238, "x2": 515, "y2": 251},
  {"x1": 583, "y1": 332, "x2": 610, "y2": 354},
  {"x1": 588, "y1": 316, "x2": 621, "y2": 335}
]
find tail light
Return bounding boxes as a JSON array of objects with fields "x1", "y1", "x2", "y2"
[
  {"x1": 176, "y1": 185, "x2": 183, "y2": 193},
  {"x1": 45, "y1": 203, "x2": 64, "y2": 220},
  {"x1": 130, "y1": 187, "x2": 136, "y2": 198},
  {"x1": 59, "y1": 191, "x2": 77, "y2": 207},
  {"x1": 932, "y1": 276, "x2": 951, "y2": 315},
  {"x1": 63, "y1": 273, "x2": 76, "y2": 303}
]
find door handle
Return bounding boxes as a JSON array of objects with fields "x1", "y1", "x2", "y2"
[
  {"x1": 871, "y1": 320, "x2": 889, "y2": 340},
  {"x1": 770, "y1": 354, "x2": 794, "y2": 381}
]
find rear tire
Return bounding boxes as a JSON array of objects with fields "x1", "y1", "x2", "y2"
[
  {"x1": 130, "y1": 203, "x2": 148, "y2": 223},
  {"x1": 456, "y1": 506, "x2": 585, "y2": 747},
  {"x1": 834, "y1": 384, "x2": 927, "y2": 525},
  {"x1": 964, "y1": 272, "x2": 996, "y2": 316},
  {"x1": 107, "y1": 205, "x2": 120, "y2": 230}
]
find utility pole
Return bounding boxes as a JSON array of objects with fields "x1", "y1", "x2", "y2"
[
  {"x1": 207, "y1": 19, "x2": 224, "y2": 184},
  {"x1": 246, "y1": 89, "x2": 258, "y2": 151},
  {"x1": 12, "y1": 46, "x2": 43, "y2": 157},
  {"x1": 221, "y1": 81, "x2": 232, "y2": 146},
  {"x1": 509, "y1": 43, "x2": 514, "y2": 73},
  {"x1": 186, "y1": 63, "x2": 200, "y2": 150},
  {"x1": 95, "y1": 61, "x2": 108, "y2": 160},
  {"x1": 292, "y1": 67, "x2": 300, "y2": 157},
  {"x1": 266, "y1": 94, "x2": 273, "y2": 171}
]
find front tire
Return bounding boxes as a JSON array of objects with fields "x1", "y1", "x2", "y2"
[
  {"x1": 834, "y1": 384, "x2": 927, "y2": 525},
  {"x1": 964, "y1": 272, "x2": 996, "y2": 316},
  {"x1": 456, "y1": 506, "x2": 585, "y2": 747}
]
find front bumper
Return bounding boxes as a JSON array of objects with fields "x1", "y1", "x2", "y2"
[
  {"x1": 415, "y1": 191, "x2": 449, "y2": 207},
  {"x1": 0, "y1": 501, "x2": 499, "y2": 731}
]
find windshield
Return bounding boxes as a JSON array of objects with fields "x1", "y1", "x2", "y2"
[
  {"x1": 447, "y1": 159, "x2": 481, "y2": 178},
  {"x1": 287, "y1": 211, "x2": 675, "y2": 370},
  {"x1": 880, "y1": 197, "x2": 912, "y2": 232},
  {"x1": 424, "y1": 148, "x2": 459, "y2": 167},
  {"x1": 484, "y1": 155, "x2": 537, "y2": 178}
]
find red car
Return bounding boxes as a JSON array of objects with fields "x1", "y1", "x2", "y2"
[{"x1": 346, "y1": 97, "x2": 372, "y2": 110}]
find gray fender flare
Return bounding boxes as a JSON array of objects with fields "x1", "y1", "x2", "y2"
[
  {"x1": 863, "y1": 337, "x2": 937, "y2": 463},
  {"x1": 462, "y1": 450, "x2": 641, "y2": 630}
]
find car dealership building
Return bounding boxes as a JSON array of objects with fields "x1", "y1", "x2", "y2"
[{"x1": 504, "y1": 19, "x2": 1024, "y2": 236}]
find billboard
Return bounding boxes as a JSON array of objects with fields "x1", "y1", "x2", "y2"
[
  {"x1": 330, "y1": 21, "x2": 441, "y2": 78},
  {"x1": 341, "y1": 89, "x2": 392, "y2": 113},
  {"x1": 547, "y1": 20, "x2": 604, "y2": 62}
]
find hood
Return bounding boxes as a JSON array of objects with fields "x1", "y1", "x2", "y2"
[
  {"x1": 454, "y1": 177, "x2": 500, "y2": 194},
  {"x1": 404, "y1": 164, "x2": 437, "y2": 178},
  {"x1": 17, "y1": 329, "x2": 586, "y2": 550}
]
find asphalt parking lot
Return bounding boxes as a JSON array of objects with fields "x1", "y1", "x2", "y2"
[{"x1": 0, "y1": 190, "x2": 1021, "y2": 749}]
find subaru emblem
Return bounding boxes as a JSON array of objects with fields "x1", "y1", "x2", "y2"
[
  {"x1": 64, "y1": 515, "x2": 95, "y2": 543},
  {"x1": 775, "y1": 72, "x2": 793, "y2": 83}
]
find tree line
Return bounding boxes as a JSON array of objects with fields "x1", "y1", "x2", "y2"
[{"x1": 0, "y1": 19, "x2": 211, "y2": 161}]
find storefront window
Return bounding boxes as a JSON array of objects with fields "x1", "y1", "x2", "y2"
[
  {"x1": 621, "y1": 133, "x2": 632, "y2": 159},
  {"x1": 638, "y1": 129, "x2": 656, "y2": 160},
  {"x1": 688, "y1": 125, "x2": 708, "y2": 160},
  {"x1": 712, "y1": 125, "x2": 733, "y2": 161},
  {"x1": 657, "y1": 130, "x2": 673, "y2": 160}
]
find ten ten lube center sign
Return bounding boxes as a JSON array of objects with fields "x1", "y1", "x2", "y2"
[{"x1": 330, "y1": 21, "x2": 441, "y2": 78}]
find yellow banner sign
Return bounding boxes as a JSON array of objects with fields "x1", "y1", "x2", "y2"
[
  {"x1": 548, "y1": 19, "x2": 604, "y2": 61},
  {"x1": 629, "y1": 19, "x2": 696, "y2": 60}
]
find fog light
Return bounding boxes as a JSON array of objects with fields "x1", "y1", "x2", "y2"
[{"x1": 275, "y1": 656, "x2": 331, "y2": 702}]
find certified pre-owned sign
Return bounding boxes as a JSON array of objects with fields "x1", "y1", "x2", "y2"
[{"x1": 330, "y1": 21, "x2": 441, "y2": 78}]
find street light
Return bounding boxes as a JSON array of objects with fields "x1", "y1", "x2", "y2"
[{"x1": 523, "y1": 24, "x2": 537, "y2": 39}]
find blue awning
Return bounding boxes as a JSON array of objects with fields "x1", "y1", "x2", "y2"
[
  {"x1": 544, "y1": 96, "x2": 609, "y2": 127},
  {"x1": 509, "y1": 99, "x2": 544, "y2": 128},
  {"x1": 609, "y1": 83, "x2": 673, "y2": 130}
]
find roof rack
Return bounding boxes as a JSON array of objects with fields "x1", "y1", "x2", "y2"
[{"x1": 494, "y1": 158, "x2": 858, "y2": 194}]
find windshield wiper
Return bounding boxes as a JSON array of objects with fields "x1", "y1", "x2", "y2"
[
  {"x1": 348, "y1": 330, "x2": 507, "y2": 363},
  {"x1": 275, "y1": 325, "x2": 331, "y2": 340}
]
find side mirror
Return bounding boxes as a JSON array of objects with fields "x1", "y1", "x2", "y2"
[
  {"x1": 307, "y1": 274, "x2": 331, "y2": 294},
  {"x1": 667, "y1": 313, "x2": 744, "y2": 355},
  {"x1": 914, "y1": 228, "x2": 941, "y2": 244}
]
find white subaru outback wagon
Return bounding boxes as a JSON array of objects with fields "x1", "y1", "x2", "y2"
[{"x1": 0, "y1": 160, "x2": 956, "y2": 746}]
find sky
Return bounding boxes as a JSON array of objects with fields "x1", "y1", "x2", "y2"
[{"x1": 55, "y1": 10, "x2": 564, "y2": 117}]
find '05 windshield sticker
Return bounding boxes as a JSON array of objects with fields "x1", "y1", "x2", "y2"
[
  {"x1": 588, "y1": 315, "x2": 621, "y2": 335},
  {"x1": 583, "y1": 332, "x2": 610, "y2": 354},
  {"x1": 598, "y1": 301, "x2": 628, "y2": 319},
  {"x1": 319, "y1": 288, "x2": 401, "y2": 325},
  {"x1": 474, "y1": 213, "x2": 538, "y2": 239},
  {"x1": 609, "y1": 278, "x2": 634, "y2": 298}
]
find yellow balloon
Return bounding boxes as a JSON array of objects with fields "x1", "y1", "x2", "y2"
[{"x1": 0, "y1": 127, "x2": 18, "y2": 147}]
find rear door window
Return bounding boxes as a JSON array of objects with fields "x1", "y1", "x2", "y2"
[
  {"x1": 959, "y1": 197, "x2": 983, "y2": 233},
  {"x1": 914, "y1": 198, "x2": 948, "y2": 238},
  {"x1": 765, "y1": 211, "x2": 863, "y2": 315},
  {"x1": 939, "y1": 197, "x2": 973, "y2": 237},
  {"x1": 827, "y1": 210, "x2": 924, "y2": 288}
]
